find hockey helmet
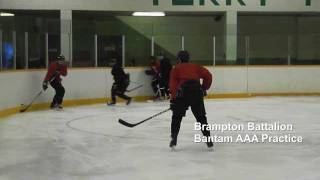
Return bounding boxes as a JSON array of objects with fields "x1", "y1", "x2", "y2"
[
  {"x1": 177, "y1": 50, "x2": 190, "y2": 63},
  {"x1": 56, "y1": 55, "x2": 65, "y2": 61}
]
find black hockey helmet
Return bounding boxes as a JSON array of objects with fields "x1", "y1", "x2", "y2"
[
  {"x1": 56, "y1": 55, "x2": 65, "y2": 61},
  {"x1": 177, "y1": 50, "x2": 190, "y2": 63}
]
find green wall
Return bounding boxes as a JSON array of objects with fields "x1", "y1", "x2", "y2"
[{"x1": 73, "y1": 15, "x2": 225, "y2": 66}]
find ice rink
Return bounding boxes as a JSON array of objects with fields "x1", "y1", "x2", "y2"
[{"x1": 0, "y1": 97, "x2": 320, "y2": 180}]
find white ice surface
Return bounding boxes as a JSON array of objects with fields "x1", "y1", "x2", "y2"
[{"x1": 0, "y1": 97, "x2": 320, "y2": 180}]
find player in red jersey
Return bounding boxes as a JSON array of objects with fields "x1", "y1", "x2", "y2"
[
  {"x1": 169, "y1": 50, "x2": 213, "y2": 149},
  {"x1": 43, "y1": 55, "x2": 68, "y2": 110}
]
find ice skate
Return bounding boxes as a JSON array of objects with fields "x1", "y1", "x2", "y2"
[
  {"x1": 107, "y1": 101, "x2": 116, "y2": 106},
  {"x1": 169, "y1": 136, "x2": 177, "y2": 151},
  {"x1": 126, "y1": 98, "x2": 132, "y2": 105},
  {"x1": 54, "y1": 104, "x2": 63, "y2": 111},
  {"x1": 206, "y1": 141, "x2": 214, "y2": 151},
  {"x1": 50, "y1": 103, "x2": 62, "y2": 111},
  {"x1": 170, "y1": 146, "x2": 177, "y2": 151},
  {"x1": 50, "y1": 102, "x2": 56, "y2": 109}
]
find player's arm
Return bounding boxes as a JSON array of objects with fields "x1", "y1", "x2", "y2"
[
  {"x1": 199, "y1": 66, "x2": 212, "y2": 90},
  {"x1": 169, "y1": 68, "x2": 178, "y2": 100},
  {"x1": 43, "y1": 63, "x2": 56, "y2": 90},
  {"x1": 44, "y1": 63, "x2": 57, "y2": 82}
]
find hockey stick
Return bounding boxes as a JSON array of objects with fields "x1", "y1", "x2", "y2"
[
  {"x1": 126, "y1": 84, "x2": 143, "y2": 92},
  {"x1": 20, "y1": 90, "x2": 43, "y2": 113},
  {"x1": 119, "y1": 108, "x2": 171, "y2": 128},
  {"x1": 20, "y1": 76, "x2": 57, "y2": 113},
  {"x1": 129, "y1": 81, "x2": 140, "y2": 84}
]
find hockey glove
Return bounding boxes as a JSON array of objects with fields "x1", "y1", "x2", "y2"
[
  {"x1": 42, "y1": 81, "x2": 48, "y2": 91},
  {"x1": 201, "y1": 85, "x2": 207, "y2": 97}
]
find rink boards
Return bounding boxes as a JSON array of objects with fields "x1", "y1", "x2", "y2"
[{"x1": 1, "y1": 65, "x2": 320, "y2": 117}]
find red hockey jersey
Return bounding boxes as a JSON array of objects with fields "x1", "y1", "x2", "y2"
[
  {"x1": 169, "y1": 63, "x2": 212, "y2": 99},
  {"x1": 44, "y1": 62, "x2": 68, "y2": 82}
]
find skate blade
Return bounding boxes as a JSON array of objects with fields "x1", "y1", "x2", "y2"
[
  {"x1": 107, "y1": 102, "x2": 116, "y2": 106},
  {"x1": 208, "y1": 147, "x2": 214, "y2": 152},
  {"x1": 53, "y1": 108, "x2": 63, "y2": 111},
  {"x1": 170, "y1": 146, "x2": 177, "y2": 152}
]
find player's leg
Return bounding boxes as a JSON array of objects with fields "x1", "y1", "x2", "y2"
[
  {"x1": 50, "y1": 79, "x2": 59, "y2": 108},
  {"x1": 109, "y1": 83, "x2": 117, "y2": 105},
  {"x1": 170, "y1": 98, "x2": 187, "y2": 148},
  {"x1": 151, "y1": 78, "x2": 159, "y2": 97},
  {"x1": 117, "y1": 83, "x2": 132, "y2": 105},
  {"x1": 117, "y1": 93, "x2": 132, "y2": 105},
  {"x1": 170, "y1": 115, "x2": 182, "y2": 147},
  {"x1": 190, "y1": 94, "x2": 213, "y2": 148},
  {"x1": 161, "y1": 78, "x2": 170, "y2": 98},
  {"x1": 55, "y1": 82, "x2": 65, "y2": 109}
]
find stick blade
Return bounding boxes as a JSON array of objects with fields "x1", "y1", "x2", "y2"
[
  {"x1": 20, "y1": 106, "x2": 27, "y2": 113},
  {"x1": 118, "y1": 119, "x2": 136, "y2": 128}
]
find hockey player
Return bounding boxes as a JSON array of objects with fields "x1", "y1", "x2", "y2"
[
  {"x1": 145, "y1": 56, "x2": 161, "y2": 99},
  {"x1": 169, "y1": 50, "x2": 213, "y2": 149},
  {"x1": 159, "y1": 57, "x2": 172, "y2": 98},
  {"x1": 108, "y1": 59, "x2": 132, "y2": 105},
  {"x1": 42, "y1": 55, "x2": 68, "y2": 110}
]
